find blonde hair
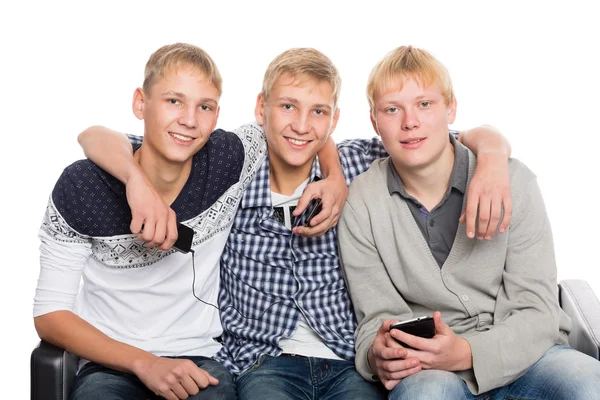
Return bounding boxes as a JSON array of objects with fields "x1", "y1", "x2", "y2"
[
  {"x1": 261, "y1": 48, "x2": 341, "y2": 107},
  {"x1": 367, "y1": 45, "x2": 454, "y2": 112},
  {"x1": 142, "y1": 43, "x2": 222, "y2": 97}
]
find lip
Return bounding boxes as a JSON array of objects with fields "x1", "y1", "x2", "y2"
[
  {"x1": 169, "y1": 132, "x2": 196, "y2": 147},
  {"x1": 399, "y1": 137, "x2": 426, "y2": 149},
  {"x1": 284, "y1": 136, "x2": 312, "y2": 150}
]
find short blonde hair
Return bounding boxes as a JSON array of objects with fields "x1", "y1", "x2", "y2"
[
  {"x1": 261, "y1": 48, "x2": 341, "y2": 107},
  {"x1": 143, "y1": 43, "x2": 222, "y2": 97},
  {"x1": 367, "y1": 45, "x2": 454, "y2": 112}
]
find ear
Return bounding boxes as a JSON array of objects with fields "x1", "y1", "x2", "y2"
[
  {"x1": 132, "y1": 88, "x2": 146, "y2": 120},
  {"x1": 447, "y1": 98, "x2": 457, "y2": 125},
  {"x1": 370, "y1": 111, "x2": 380, "y2": 136},
  {"x1": 254, "y1": 93, "x2": 266, "y2": 125},
  {"x1": 328, "y1": 107, "x2": 341, "y2": 137}
]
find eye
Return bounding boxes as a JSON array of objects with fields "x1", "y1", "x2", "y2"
[
  {"x1": 420, "y1": 101, "x2": 431, "y2": 108},
  {"x1": 385, "y1": 107, "x2": 398, "y2": 114},
  {"x1": 314, "y1": 109, "x2": 327, "y2": 116},
  {"x1": 200, "y1": 105, "x2": 212, "y2": 111},
  {"x1": 282, "y1": 104, "x2": 294, "y2": 111},
  {"x1": 168, "y1": 99, "x2": 181, "y2": 105}
]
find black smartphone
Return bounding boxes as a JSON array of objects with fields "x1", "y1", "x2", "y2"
[
  {"x1": 390, "y1": 316, "x2": 435, "y2": 349},
  {"x1": 173, "y1": 222, "x2": 194, "y2": 253},
  {"x1": 304, "y1": 198, "x2": 323, "y2": 227}
]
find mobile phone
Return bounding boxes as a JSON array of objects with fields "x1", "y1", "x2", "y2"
[
  {"x1": 304, "y1": 198, "x2": 323, "y2": 227},
  {"x1": 173, "y1": 222, "x2": 194, "y2": 253},
  {"x1": 390, "y1": 316, "x2": 435, "y2": 349}
]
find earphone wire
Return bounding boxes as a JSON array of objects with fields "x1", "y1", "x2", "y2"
[{"x1": 190, "y1": 250, "x2": 283, "y2": 321}]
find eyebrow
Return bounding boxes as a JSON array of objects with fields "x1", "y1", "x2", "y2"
[
  {"x1": 275, "y1": 96, "x2": 332, "y2": 111},
  {"x1": 162, "y1": 91, "x2": 218, "y2": 105}
]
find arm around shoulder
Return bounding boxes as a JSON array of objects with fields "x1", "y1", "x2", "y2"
[{"x1": 78, "y1": 125, "x2": 140, "y2": 184}]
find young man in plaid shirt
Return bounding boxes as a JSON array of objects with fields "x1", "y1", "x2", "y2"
[{"x1": 79, "y1": 47, "x2": 512, "y2": 399}]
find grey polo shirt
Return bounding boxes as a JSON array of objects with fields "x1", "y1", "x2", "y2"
[{"x1": 387, "y1": 134, "x2": 469, "y2": 267}]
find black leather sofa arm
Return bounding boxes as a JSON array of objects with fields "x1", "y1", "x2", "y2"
[{"x1": 31, "y1": 340, "x2": 79, "y2": 400}]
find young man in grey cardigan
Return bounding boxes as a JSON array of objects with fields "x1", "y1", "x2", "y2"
[{"x1": 338, "y1": 45, "x2": 600, "y2": 399}]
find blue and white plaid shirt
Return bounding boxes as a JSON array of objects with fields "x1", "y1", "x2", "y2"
[{"x1": 215, "y1": 123, "x2": 389, "y2": 375}]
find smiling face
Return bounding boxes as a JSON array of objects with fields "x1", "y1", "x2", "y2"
[
  {"x1": 371, "y1": 76, "x2": 456, "y2": 172},
  {"x1": 133, "y1": 65, "x2": 220, "y2": 167},
  {"x1": 256, "y1": 73, "x2": 339, "y2": 177}
]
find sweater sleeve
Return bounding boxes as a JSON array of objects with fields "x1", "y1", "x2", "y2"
[
  {"x1": 461, "y1": 175, "x2": 561, "y2": 394},
  {"x1": 338, "y1": 197, "x2": 413, "y2": 381},
  {"x1": 33, "y1": 197, "x2": 92, "y2": 317}
]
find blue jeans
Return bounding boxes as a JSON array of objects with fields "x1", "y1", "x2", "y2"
[
  {"x1": 236, "y1": 355, "x2": 387, "y2": 400},
  {"x1": 389, "y1": 345, "x2": 600, "y2": 400},
  {"x1": 71, "y1": 356, "x2": 236, "y2": 400}
]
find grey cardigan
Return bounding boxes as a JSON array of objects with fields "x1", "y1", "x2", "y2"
[{"x1": 338, "y1": 149, "x2": 571, "y2": 394}]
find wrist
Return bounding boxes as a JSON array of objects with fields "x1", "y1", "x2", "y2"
[
  {"x1": 458, "y1": 338, "x2": 473, "y2": 370},
  {"x1": 123, "y1": 162, "x2": 145, "y2": 185},
  {"x1": 367, "y1": 345, "x2": 377, "y2": 375},
  {"x1": 131, "y1": 352, "x2": 158, "y2": 378}
]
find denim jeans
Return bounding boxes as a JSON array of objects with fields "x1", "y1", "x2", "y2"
[
  {"x1": 71, "y1": 356, "x2": 236, "y2": 400},
  {"x1": 389, "y1": 345, "x2": 600, "y2": 400},
  {"x1": 236, "y1": 355, "x2": 387, "y2": 400}
]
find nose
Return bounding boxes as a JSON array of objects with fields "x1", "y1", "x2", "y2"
[
  {"x1": 178, "y1": 105, "x2": 197, "y2": 129},
  {"x1": 401, "y1": 107, "x2": 420, "y2": 131},
  {"x1": 290, "y1": 112, "x2": 310, "y2": 135}
]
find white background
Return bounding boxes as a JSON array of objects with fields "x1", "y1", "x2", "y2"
[{"x1": 1, "y1": 0, "x2": 598, "y2": 396}]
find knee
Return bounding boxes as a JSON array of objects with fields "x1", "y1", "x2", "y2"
[
  {"x1": 526, "y1": 346, "x2": 600, "y2": 399},
  {"x1": 389, "y1": 370, "x2": 467, "y2": 400}
]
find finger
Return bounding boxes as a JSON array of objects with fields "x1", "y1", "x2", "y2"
[
  {"x1": 499, "y1": 194, "x2": 512, "y2": 233},
  {"x1": 382, "y1": 319, "x2": 397, "y2": 332},
  {"x1": 381, "y1": 379, "x2": 401, "y2": 391},
  {"x1": 389, "y1": 329, "x2": 433, "y2": 352},
  {"x1": 308, "y1": 195, "x2": 333, "y2": 227},
  {"x1": 160, "y1": 210, "x2": 179, "y2": 251},
  {"x1": 484, "y1": 195, "x2": 502, "y2": 239},
  {"x1": 149, "y1": 217, "x2": 167, "y2": 249},
  {"x1": 476, "y1": 196, "x2": 491, "y2": 240},
  {"x1": 190, "y1": 367, "x2": 215, "y2": 389},
  {"x1": 459, "y1": 212, "x2": 466, "y2": 224},
  {"x1": 206, "y1": 371, "x2": 219, "y2": 386},
  {"x1": 382, "y1": 359, "x2": 422, "y2": 380},
  {"x1": 463, "y1": 193, "x2": 479, "y2": 239},
  {"x1": 140, "y1": 217, "x2": 156, "y2": 243},
  {"x1": 329, "y1": 203, "x2": 341, "y2": 226},
  {"x1": 179, "y1": 374, "x2": 200, "y2": 396},
  {"x1": 293, "y1": 223, "x2": 327, "y2": 238},
  {"x1": 130, "y1": 213, "x2": 145, "y2": 236},
  {"x1": 295, "y1": 184, "x2": 320, "y2": 216},
  {"x1": 384, "y1": 332, "x2": 408, "y2": 352},
  {"x1": 159, "y1": 388, "x2": 179, "y2": 400},
  {"x1": 388, "y1": 364, "x2": 422, "y2": 381},
  {"x1": 170, "y1": 382, "x2": 189, "y2": 400},
  {"x1": 380, "y1": 343, "x2": 408, "y2": 360},
  {"x1": 432, "y1": 311, "x2": 451, "y2": 335}
]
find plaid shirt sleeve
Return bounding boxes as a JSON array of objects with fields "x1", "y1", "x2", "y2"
[{"x1": 337, "y1": 137, "x2": 388, "y2": 185}]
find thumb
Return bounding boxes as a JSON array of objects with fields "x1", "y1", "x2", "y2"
[{"x1": 433, "y1": 311, "x2": 452, "y2": 335}]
